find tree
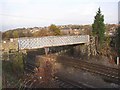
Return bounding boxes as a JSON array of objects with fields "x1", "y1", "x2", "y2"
[
  {"x1": 92, "y1": 8, "x2": 105, "y2": 50},
  {"x1": 49, "y1": 24, "x2": 61, "y2": 36},
  {"x1": 2, "y1": 31, "x2": 13, "y2": 39},
  {"x1": 18, "y1": 30, "x2": 25, "y2": 37},
  {"x1": 33, "y1": 29, "x2": 50, "y2": 37},
  {"x1": 13, "y1": 31, "x2": 19, "y2": 38},
  {"x1": 26, "y1": 30, "x2": 32, "y2": 37}
]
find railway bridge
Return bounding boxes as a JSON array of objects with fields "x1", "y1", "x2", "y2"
[{"x1": 18, "y1": 35, "x2": 90, "y2": 54}]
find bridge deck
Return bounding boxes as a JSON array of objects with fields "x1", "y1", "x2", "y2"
[{"x1": 18, "y1": 35, "x2": 89, "y2": 50}]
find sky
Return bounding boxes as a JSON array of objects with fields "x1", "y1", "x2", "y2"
[{"x1": 0, "y1": 0, "x2": 119, "y2": 31}]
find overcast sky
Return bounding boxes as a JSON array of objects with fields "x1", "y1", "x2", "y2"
[{"x1": 0, "y1": 0, "x2": 119, "y2": 31}]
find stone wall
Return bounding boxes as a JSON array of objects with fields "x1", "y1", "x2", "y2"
[
  {"x1": 89, "y1": 36, "x2": 97, "y2": 56},
  {"x1": 65, "y1": 36, "x2": 97, "y2": 58}
]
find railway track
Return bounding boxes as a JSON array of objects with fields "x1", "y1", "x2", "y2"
[
  {"x1": 54, "y1": 75, "x2": 95, "y2": 88},
  {"x1": 25, "y1": 63, "x2": 119, "y2": 86},
  {"x1": 56, "y1": 56, "x2": 119, "y2": 85},
  {"x1": 24, "y1": 63, "x2": 94, "y2": 88},
  {"x1": 24, "y1": 55, "x2": 119, "y2": 88},
  {"x1": 23, "y1": 69, "x2": 87, "y2": 88}
]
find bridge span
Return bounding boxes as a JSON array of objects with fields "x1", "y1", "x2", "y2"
[{"x1": 18, "y1": 35, "x2": 90, "y2": 50}]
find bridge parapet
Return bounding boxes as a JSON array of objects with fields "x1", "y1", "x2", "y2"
[{"x1": 18, "y1": 35, "x2": 90, "y2": 50}]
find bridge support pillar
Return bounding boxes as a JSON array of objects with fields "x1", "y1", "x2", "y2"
[{"x1": 44, "y1": 47, "x2": 49, "y2": 55}]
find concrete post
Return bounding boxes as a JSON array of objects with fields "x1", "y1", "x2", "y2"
[
  {"x1": 117, "y1": 57, "x2": 119, "y2": 65},
  {"x1": 44, "y1": 47, "x2": 49, "y2": 55}
]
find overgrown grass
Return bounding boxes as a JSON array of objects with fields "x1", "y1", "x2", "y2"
[{"x1": 2, "y1": 52, "x2": 25, "y2": 88}]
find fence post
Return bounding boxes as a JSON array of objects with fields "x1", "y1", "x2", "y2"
[{"x1": 117, "y1": 57, "x2": 119, "y2": 65}]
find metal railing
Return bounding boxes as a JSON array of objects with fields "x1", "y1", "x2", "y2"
[{"x1": 18, "y1": 35, "x2": 90, "y2": 50}]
